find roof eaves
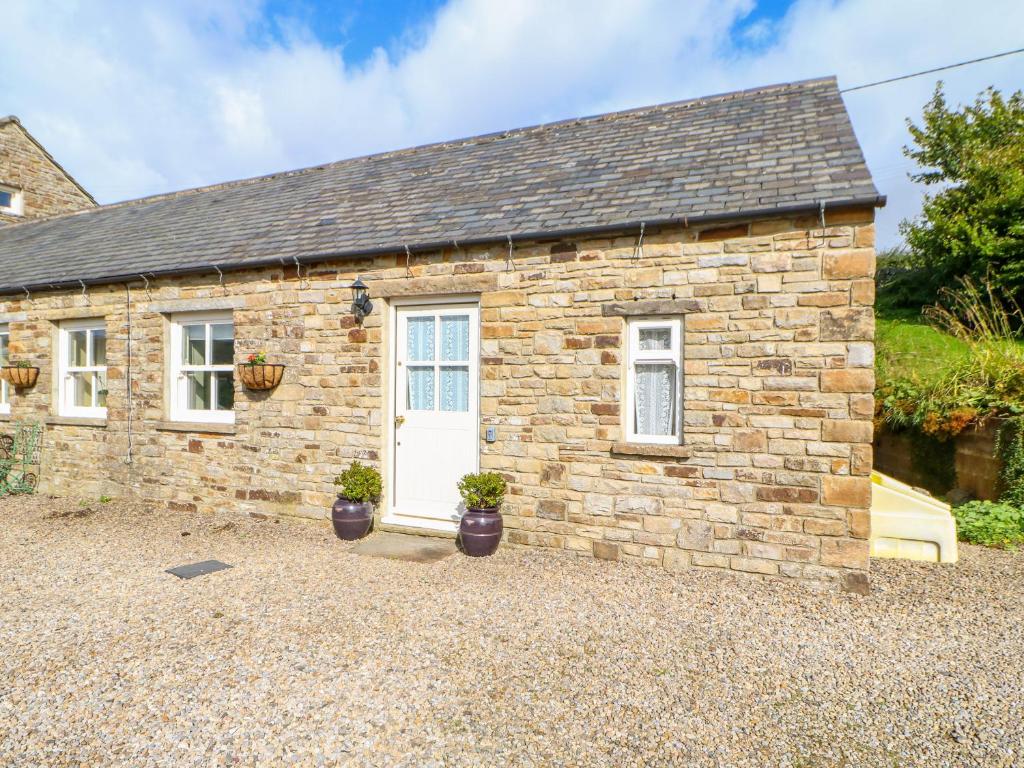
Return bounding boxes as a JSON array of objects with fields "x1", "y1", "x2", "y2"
[{"x1": 0, "y1": 192, "x2": 885, "y2": 296}]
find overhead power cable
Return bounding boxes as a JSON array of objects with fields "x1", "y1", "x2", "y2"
[{"x1": 840, "y1": 46, "x2": 1024, "y2": 93}]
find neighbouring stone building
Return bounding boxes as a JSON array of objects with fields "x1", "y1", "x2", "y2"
[
  {"x1": 0, "y1": 116, "x2": 95, "y2": 225},
  {"x1": 0, "y1": 78, "x2": 883, "y2": 591}
]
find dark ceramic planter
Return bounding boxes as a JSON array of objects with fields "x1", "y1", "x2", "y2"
[
  {"x1": 459, "y1": 506, "x2": 502, "y2": 557},
  {"x1": 331, "y1": 498, "x2": 373, "y2": 541}
]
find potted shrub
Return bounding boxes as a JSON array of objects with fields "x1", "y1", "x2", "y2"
[
  {"x1": 331, "y1": 461, "x2": 382, "y2": 541},
  {"x1": 1, "y1": 360, "x2": 39, "y2": 389},
  {"x1": 457, "y1": 471, "x2": 507, "y2": 556},
  {"x1": 238, "y1": 352, "x2": 285, "y2": 391}
]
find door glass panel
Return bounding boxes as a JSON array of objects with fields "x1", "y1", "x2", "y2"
[
  {"x1": 186, "y1": 371, "x2": 212, "y2": 410},
  {"x1": 71, "y1": 372, "x2": 93, "y2": 407},
  {"x1": 639, "y1": 327, "x2": 672, "y2": 351},
  {"x1": 96, "y1": 371, "x2": 108, "y2": 408},
  {"x1": 214, "y1": 371, "x2": 234, "y2": 410},
  {"x1": 183, "y1": 325, "x2": 207, "y2": 365},
  {"x1": 407, "y1": 366, "x2": 434, "y2": 410},
  {"x1": 440, "y1": 366, "x2": 469, "y2": 412},
  {"x1": 211, "y1": 324, "x2": 234, "y2": 365},
  {"x1": 635, "y1": 363, "x2": 676, "y2": 436},
  {"x1": 92, "y1": 330, "x2": 106, "y2": 366},
  {"x1": 69, "y1": 330, "x2": 88, "y2": 366},
  {"x1": 441, "y1": 315, "x2": 470, "y2": 362},
  {"x1": 407, "y1": 317, "x2": 435, "y2": 362}
]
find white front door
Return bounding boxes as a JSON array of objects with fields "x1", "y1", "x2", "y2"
[{"x1": 390, "y1": 302, "x2": 479, "y2": 527}]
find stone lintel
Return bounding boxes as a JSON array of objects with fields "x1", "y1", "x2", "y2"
[
  {"x1": 368, "y1": 273, "x2": 500, "y2": 299},
  {"x1": 602, "y1": 299, "x2": 702, "y2": 317},
  {"x1": 148, "y1": 297, "x2": 244, "y2": 314}
]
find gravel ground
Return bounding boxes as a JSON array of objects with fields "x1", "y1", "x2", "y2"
[{"x1": 1, "y1": 496, "x2": 1021, "y2": 767}]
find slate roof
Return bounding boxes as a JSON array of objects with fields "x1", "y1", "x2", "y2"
[{"x1": 0, "y1": 77, "x2": 881, "y2": 294}]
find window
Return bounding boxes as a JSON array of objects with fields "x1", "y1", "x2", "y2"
[
  {"x1": 625, "y1": 318, "x2": 682, "y2": 444},
  {"x1": 169, "y1": 312, "x2": 234, "y2": 423},
  {"x1": 0, "y1": 325, "x2": 9, "y2": 414},
  {"x1": 0, "y1": 184, "x2": 23, "y2": 216},
  {"x1": 58, "y1": 320, "x2": 107, "y2": 418}
]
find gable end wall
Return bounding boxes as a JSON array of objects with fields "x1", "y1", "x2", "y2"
[{"x1": 0, "y1": 122, "x2": 94, "y2": 225}]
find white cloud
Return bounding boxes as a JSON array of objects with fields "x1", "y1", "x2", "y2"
[{"x1": 2, "y1": 0, "x2": 1022, "y2": 247}]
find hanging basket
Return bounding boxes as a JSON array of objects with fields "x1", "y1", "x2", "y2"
[
  {"x1": 238, "y1": 363, "x2": 285, "y2": 391},
  {"x1": 1, "y1": 366, "x2": 39, "y2": 389}
]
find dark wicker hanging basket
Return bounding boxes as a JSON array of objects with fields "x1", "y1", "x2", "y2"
[
  {"x1": 238, "y1": 363, "x2": 285, "y2": 391},
  {"x1": 1, "y1": 366, "x2": 39, "y2": 389}
]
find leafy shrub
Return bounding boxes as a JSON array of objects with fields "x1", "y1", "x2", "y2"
[
  {"x1": 996, "y1": 416, "x2": 1024, "y2": 506},
  {"x1": 334, "y1": 461, "x2": 382, "y2": 503},
  {"x1": 900, "y1": 85, "x2": 1024, "y2": 308},
  {"x1": 457, "y1": 472, "x2": 506, "y2": 510},
  {"x1": 875, "y1": 278, "x2": 1024, "y2": 439},
  {"x1": 952, "y1": 500, "x2": 1024, "y2": 549}
]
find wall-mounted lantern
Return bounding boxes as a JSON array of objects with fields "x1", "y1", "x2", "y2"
[{"x1": 351, "y1": 276, "x2": 373, "y2": 324}]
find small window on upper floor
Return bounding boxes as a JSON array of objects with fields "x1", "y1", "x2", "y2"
[
  {"x1": 168, "y1": 312, "x2": 235, "y2": 424},
  {"x1": 0, "y1": 185, "x2": 24, "y2": 216},
  {"x1": 58, "y1": 319, "x2": 107, "y2": 418},
  {"x1": 625, "y1": 318, "x2": 682, "y2": 445}
]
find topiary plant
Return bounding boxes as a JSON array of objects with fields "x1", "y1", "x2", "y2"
[
  {"x1": 457, "y1": 472, "x2": 506, "y2": 510},
  {"x1": 952, "y1": 500, "x2": 1024, "y2": 549},
  {"x1": 334, "y1": 461, "x2": 382, "y2": 504}
]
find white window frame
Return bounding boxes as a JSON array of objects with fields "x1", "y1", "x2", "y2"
[
  {"x1": 0, "y1": 184, "x2": 24, "y2": 216},
  {"x1": 58, "y1": 319, "x2": 108, "y2": 419},
  {"x1": 168, "y1": 311, "x2": 235, "y2": 424},
  {"x1": 0, "y1": 325, "x2": 9, "y2": 414},
  {"x1": 625, "y1": 317, "x2": 683, "y2": 445}
]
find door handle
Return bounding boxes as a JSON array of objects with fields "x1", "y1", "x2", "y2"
[{"x1": 395, "y1": 415, "x2": 405, "y2": 427}]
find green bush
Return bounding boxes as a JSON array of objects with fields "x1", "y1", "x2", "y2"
[
  {"x1": 457, "y1": 472, "x2": 506, "y2": 510},
  {"x1": 334, "y1": 461, "x2": 382, "y2": 503},
  {"x1": 952, "y1": 500, "x2": 1024, "y2": 549}
]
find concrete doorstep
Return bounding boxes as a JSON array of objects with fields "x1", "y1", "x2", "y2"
[{"x1": 350, "y1": 532, "x2": 456, "y2": 563}]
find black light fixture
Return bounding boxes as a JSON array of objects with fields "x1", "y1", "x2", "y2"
[{"x1": 351, "y1": 276, "x2": 373, "y2": 324}]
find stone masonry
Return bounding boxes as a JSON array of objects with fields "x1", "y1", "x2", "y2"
[
  {"x1": 0, "y1": 208, "x2": 875, "y2": 591},
  {"x1": 0, "y1": 117, "x2": 95, "y2": 225}
]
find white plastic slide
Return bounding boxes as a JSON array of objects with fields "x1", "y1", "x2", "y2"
[{"x1": 869, "y1": 471, "x2": 959, "y2": 563}]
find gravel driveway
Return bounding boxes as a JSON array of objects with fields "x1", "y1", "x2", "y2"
[{"x1": 1, "y1": 496, "x2": 1021, "y2": 767}]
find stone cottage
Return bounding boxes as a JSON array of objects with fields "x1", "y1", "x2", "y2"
[{"x1": 0, "y1": 77, "x2": 882, "y2": 590}]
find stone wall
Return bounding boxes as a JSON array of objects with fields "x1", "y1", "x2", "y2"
[
  {"x1": 0, "y1": 120, "x2": 94, "y2": 225},
  {"x1": 0, "y1": 208, "x2": 876, "y2": 590},
  {"x1": 874, "y1": 421, "x2": 1002, "y2": 501}
]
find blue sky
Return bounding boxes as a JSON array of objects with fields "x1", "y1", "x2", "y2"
[
  {"x1": 263, "y1": 0, "x2": 797, "y2": 61},
  {"x1": 2, "y1": 0, "x2": 1022, "y2": 248},
  {"x1": 263, "y1": 0, "x2": 447, "y2": 60}
]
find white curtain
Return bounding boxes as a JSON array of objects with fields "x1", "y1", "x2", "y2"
[
  {"x1": 441, "y1": 315, "x2": 469, "y2": 361},
  {"x1": 407, "y1": 367, "x2": 434, "y2": 410},
  {"x1": 635, "y1": 363, "x2": 675, "y2": 436},
  {"x1": 407, "y1": 317, "x2": 434, "y2": 361}
]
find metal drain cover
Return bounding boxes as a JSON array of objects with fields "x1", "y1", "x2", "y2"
[{"x1": 165, "y1": 560, "x2": 233, "y2": 579}]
